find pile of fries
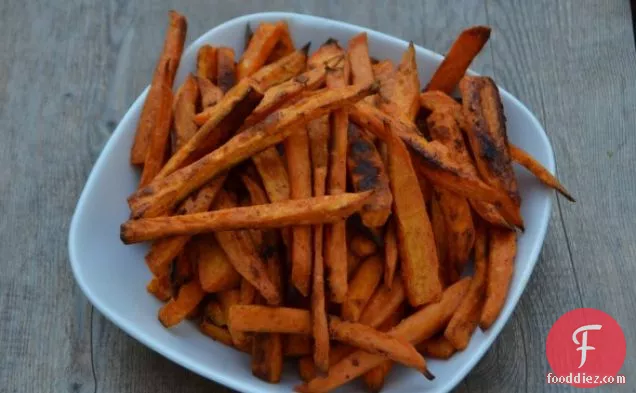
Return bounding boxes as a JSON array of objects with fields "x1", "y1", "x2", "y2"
[{"x1": 120, "y1": 10, "x2": 574, "y2": 392}]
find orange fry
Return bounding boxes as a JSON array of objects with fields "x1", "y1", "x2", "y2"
[
  {"x1": 383, "y1": 219, "x2": 398, "y2": 287},
  {"x1": 196, "y1": 44, "x2": 217, "y2": 82},
  {"x1": 510, "y1": 145, "x2": 575, "y2": 201},
  {"x1": 358, "y1": 275, "x2": 405, "y2": 328},
  {"x1": 172, "y1": 74, "x2": 199, "y2": 151},
  {"x1": 131, "y1": 11, "x2": 186, "y2": 165},
  {"x1": 139, "y1": 82, "x2": 172, "y2": 187},
  {"x1": 425, "y1": 26, "x2": 491, "y2": 93},
  {"x1": 266, "y1": 21, "x2": 295, "y2": 63},
  {"x1": 480, "y1": 227, "x2": 516, "y2": 329},
  {"x1": 216, "y1": 47, "x2": 236, "y2": 93},
  {"x1": 342, "y1": 255, "x2": 383, "y2": 322},
  {"x1": 158, "y1": 280, "x2": 204, "y2": 328},
  {"x1": 238, "y1": 22, "x2": 283, "y2": 79}
]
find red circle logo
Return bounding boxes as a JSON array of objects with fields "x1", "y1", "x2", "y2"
[{"x1": 546, "y1": 308, "x2": 626, "y2": 388}]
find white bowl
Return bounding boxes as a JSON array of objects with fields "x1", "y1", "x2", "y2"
[{"x1": 69, "y1": 12, "x2": 555, "y2": 393}]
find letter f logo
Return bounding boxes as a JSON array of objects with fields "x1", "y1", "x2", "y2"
[{"x1": 572, "y1": 324, "x2": 602, "y2": 368}]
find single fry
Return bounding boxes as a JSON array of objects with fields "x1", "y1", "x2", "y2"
[
  {"x1": 383, "y1": 219, "x2": 398, "y2": 287},
  {"x1": 362, "y1": 359, "x2": 392, "y2": 393},
  {"x1": 147, "y1": 276, "x2": 172, "y2": 301},
  {"x1": 296, "y1": 278, "x2": 471, "y2": 392},
  {"x1": 216, "y1": 46, "x2": 236, "y2": 93},
  {"x1": 347, "y1": 123, "x2": 393, "y2": 227},
  {"x1": 139, "y1": 82, "x2": 172, "y2": 187},
  {"x1": 348, "y1": 33, "x2": 374, "y2": 93},
  {"x1": 417, "y1": 336, "x2": 457, "y2": 359},
  {"x1": 238, "y1": 22, "x2": 283, "y2": 79},
  {"x1": 250, "y1": 45, "x2": 309, "y2": 92},
  {"x1": 286, "y1": 125, "x2": 313, "y2": 297},
  {"x1": 459, "y1": 76, "x2": 521, "y2": 207},
  {"x1": 266, "y1": 21, "x2": 295, "y2": 63},
  {"x1": 128, "y1": 82, "x2": 378, "y2": 219},
  {"x1": 131, "y1": 11, "x2": 186, "y2": 165},
  {"x1": 510, "y1": 144, "x2": 575, "y2": 201},
  {"x1": 445, "y1": 224, "x2": 488, "y2": 349},
  {"x1": 358, "y1": 276, "x2": 405, "y2": 328},
  {"x1": 324, "y1": 43, "x2": 350, "y2": 303},
  {"x1": 200, "y1": 320, "x2": 234, "y2": 347},
  {"x1": 158, "y1": 280, "x2": 205, "y2": 328},
  {"x1": 145, "y1": 174, "x2": 226, "y2": 277},
  {"x1": 197, "y1": 76, "x2": 224, "y2": 109},
  {"x1": 379, "y1": 42, "x2": 420, "y2": 120},
  {"x1": 387, "y1": 124, "x2": 442, "y2": 306},
  {"x1": 328, "y1": 317, "x2": 430, "y2": 375},
  {"x1": 196, "y1": 44, "x2": 217, "y2": 82},
  {"x1": 429, "y1": 195, "x2": 449, "y2": 285},
  {"x1": 342, "y1": 255, "x2": 383, "y2": 322},
  {"x1": 480, "y1": 227, "x2": 516, "y2": 330},
  {"x1": 218, "y1": 289, "x2": 241, "y2": 324},
  {"x1": 425, "y1": 26, "x2": 491, "y2": 93},
  {"x1": 350, "y1": 234, "x2": 378, "y2": 258},
  {"x1": 195, "y1": 235, "x2": 241, "y2": 292},
  {"x1": 229, "y1": 305, "x2": 312, "y2": 335},
  {"x1": 172, "y1": 74, "x2": 199, "y2": 151},
  {"x1": 212, "y1": 191, "x2": 281, "y2": 305}
]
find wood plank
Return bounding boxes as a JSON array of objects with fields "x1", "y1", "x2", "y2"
[{"x1": 466, "y1": 1, "x2": 636, "y2": 392}]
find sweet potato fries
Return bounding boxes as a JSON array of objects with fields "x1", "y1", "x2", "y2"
[{"x1": 122, "y1": 14, "x2": 574, "y2": 392}]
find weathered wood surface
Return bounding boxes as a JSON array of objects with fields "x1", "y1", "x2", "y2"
[{"x1": 0, "y1": 0, "x2": 634, "y2": 392}]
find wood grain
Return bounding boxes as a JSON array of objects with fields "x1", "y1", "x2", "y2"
[{"x1": 0, "y1": 0, "x2": 634, "y2": 392}]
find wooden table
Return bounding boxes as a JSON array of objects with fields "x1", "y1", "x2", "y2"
[{"x1": 1, "y1": 0, "x2": 634, "y2": 391}]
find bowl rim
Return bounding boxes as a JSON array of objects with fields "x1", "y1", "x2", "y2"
[{"x1": 69, "y1": 11, "x2": 555, "y2": 393}]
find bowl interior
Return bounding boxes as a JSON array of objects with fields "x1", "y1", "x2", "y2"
[{"x1": 69, "y1": 12, "x2": 554, "y2": 393}]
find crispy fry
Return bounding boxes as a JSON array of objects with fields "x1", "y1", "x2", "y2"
[
  {"x1": 218, "y1": 289, "x2": 240, "y2": 323},
  {"x1": 419, "y1": 90, "x2": 464, "y2": 125},
  {"x1": 147, "y1": 276, "x2": 172, "y2": 301},
  {"x1": 195, "y1": 235, "x2": 241, "y2": 292},
  {"x1": 348, "y1": 101, "x2": 523, "y2": 228},
  {"x1": 252, "y1": 329, "x2": 284, "y2": 382},
  {"x1": 350, "y1": 234, "x2": 378, "y2": 258},
  {"x1": 460, "y1": 76, "x2": 521, "y2": 207},
  {"x1": 172, "y1": 74, "x2": 199, "y2": 151},
  {"x1": 296, "y1": 278, "x2": 471, "y2": 392},
  {"x1": 123, "y1": 192, "x2": 372, "y2": 243},
  {"x1": 417, "y1": 336, "x2": 456, "y2": 359},
  {"x1": 430, "y1": 194, "x2": 449, "y2": 285},
  {"x1": 267, "y1": 21, "x2": 295, "y2": 63},
  {"x1": 328, "y1": 317, "x2": 429, "y2": 374},
  {"x1": 425, "y1": 26, "x2": 491, "y2": 93},
  {"x1": 379, "y1": 43, "x2": 420, "y2": 120},
  {"x1": 347, "y1": 123, "x2": 392, "y2": 227},
  {"x1": 196, "y1": 44, "x2": 217, "y2": 82},
  {"x1": 348, "y1": 32, "x2": 375, "y2": 106},
  {"x1": 284, "y1": 335, "x2": 313, "y2": 357},
  {"x1": 445, "y1": 224, "x2": 487, "y2": 349},
  {"x1": 145, "y1": 175, "x2": 226, "y2": 278},
  {"x1": 286, "y1": 123, "x2": 313, "y2": 297},
  {"x1": 139, "y1": 82, "x2": 173, "y2": 187},
  {"x1": 244, "y1": 55, "x2": 342, "y2": 128},
  {"x1": 131, "y1": 11, "x2": 186, "y2": 165},
  {"x1": 158, "y1": 280, "x2": 204, "y2": 328},
  {"x1": 510, "y1": 145, "x2": 575, "y2": 201},
  {"x1": 128, "y1": 82, "x2": 378, "y2": 218},
  {"x1": 200, "y1": 320, "x2": 234, "y2": 347},
  {"x1": 216, "y1": 47, "x2": 236, "y2": 93},
  {"x1": 342, "y1": 255, "x2": 383, "y2": 322},
  {"x1": 387, "y1": 124, "x2": 442, "y2": 306},
  {"x1": 229, "y1": 305, "x2": 312, "y2": 334},
  {"x1": 212, "y1": 191, "x2": 281, "y2": 305},
  {"x1": 197, "y1": 76, "x2": 224, "y2": 109},
  {"x1": 250, "y1": 45, "x2": 309, "y2": 93},
  {"x1": 324, "y1": 43, "x2": 350, "y2": 303},
  {"x1": 383, "y1": 219, "x2": 398, "y2": 287},
  {"x1": 193, "y1": 79, "x2": 256, "y2": 126},
  {"x1": 251, "y1": 147, "x2": 291, "y2": 232},
  {"x1": 238, "y1": 22, "x2": 284, "y2": 80},
  {"x1": 480, "y1": 227, "x2": 516, "y2": 329},
  {"x1": 358, "y1": 276, "x2": 405, "y2": 328},
  {"x1": 308, "y1": 112, "x2": 331, "y2": 372}
]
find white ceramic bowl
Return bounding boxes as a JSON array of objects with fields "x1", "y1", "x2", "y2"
[{"x1": 69, "y1": 12, "x2": 555, "y2": 393}]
